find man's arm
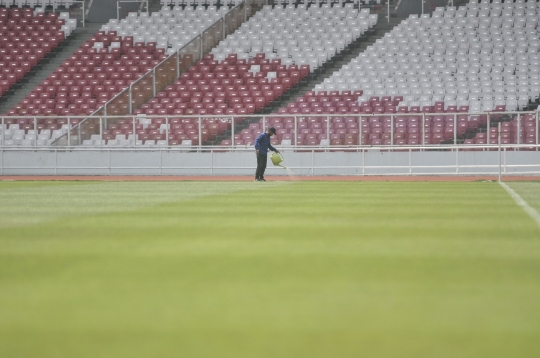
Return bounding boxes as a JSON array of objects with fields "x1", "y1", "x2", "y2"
[{"x1": 269, "y1": 142, "x2": 278, "y2": 153}]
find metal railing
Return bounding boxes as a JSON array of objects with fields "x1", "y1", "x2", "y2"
[{"x1": 2, "y1": 111, "x2": 539, "y2": 150}]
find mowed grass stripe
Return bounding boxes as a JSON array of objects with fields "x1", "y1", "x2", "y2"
[
  {"x1": 0, "y1": 181, "x2": 288, "y2": 228},
  {"x1": 507, "y1": 181, "x2": 540, "y2": 212},
  {"x1": 0, "y1": 182, "x2": 539, "y2": 358}
]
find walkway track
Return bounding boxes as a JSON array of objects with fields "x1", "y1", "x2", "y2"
[{"x1": 1, "y1": 176, "x2": 539, "y2": 182}]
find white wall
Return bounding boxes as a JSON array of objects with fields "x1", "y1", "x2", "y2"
[{"x1": 1, "y1": 148, "x2": 539, "y2": 176}]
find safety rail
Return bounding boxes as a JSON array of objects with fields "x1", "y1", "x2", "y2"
[{"x1": 3, "y1": 110, "x2": 538, "y2": 149}]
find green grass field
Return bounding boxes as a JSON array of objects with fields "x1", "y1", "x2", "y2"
[{"x1": 1, "y1": 180, "x2": 540, "y2": 358}]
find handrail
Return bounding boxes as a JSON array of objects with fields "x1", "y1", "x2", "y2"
[
  {"x1": 8, "y1": 110, "x2": 533, "y2": 120},
  {"x1": 6, "y1": 110, "x2": 538, "y2": 151}
]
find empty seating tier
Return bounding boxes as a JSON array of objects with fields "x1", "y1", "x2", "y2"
[
  {"x1": 101, "y1": 6, "x2": 227, "y2": 55},
  {"x1": 211, "y1": 4, "x2": 376, "y2": 69},
  {"x1": 125, "y1": 52, "x2": 309, "y2": 146},
  {"x1": 1, "y1": 5, "x2": 229, "y2": 146},
  {"x1": 0, "y1": 7, "x2": 72, "y2": 98},
  {"x1": 6, "y1": 32, "x2": 166, "y2": 117},
  {"x1": 77, "y1": 3, "x2": 376, "y2": 147},
  {"x1": 319, "y1": 0, "x2": 540, "y2": 113}
]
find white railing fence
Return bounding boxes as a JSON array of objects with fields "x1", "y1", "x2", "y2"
[{"x1": 2, "y1": 111, "x2": 538, "y2": 149}]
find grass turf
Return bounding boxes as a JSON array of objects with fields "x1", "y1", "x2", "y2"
[{"x1": 0, "y1": 181, "x2": 539, "y2": 357}]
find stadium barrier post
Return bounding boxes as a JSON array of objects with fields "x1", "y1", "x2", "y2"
[
  {"x1": 34, "y1": 117, "x2": 37, "y2": 146},
  {"x1": 108, "y1": 149, "x2": 111, "y2": 176},
  {"x1": 231, "y1": 116, "x2": 235, "y2": 147},
  {"x1": 453, "y1": 113, "x2": 457, "y2": 145},
  {"x1": 166, "y1": 116, "x2": 169, "y2": 146},
  {"x1": 132, "y1": 116, "x2": 136, "y2": 146},
  {"x1": 55, "y1": 149, "x2": 57, "y2": 175},
  {"x1": 422, "y1": 113, "x2": 425, "y2": 146},
  {"x1": 198, "y1": 116, "x2": 202, "y2": 150},
  {"x1": 517, "y1": 113, "x2": 521, "y2": 147},
  {"x1": 498, "y1": 122, "x2": 502, "y2": 182},
  {"x1": 504, "y1": 146, "x2": 507, "y2": 173},
  {"x1": 294, "y1": 115, "x2": 297, "y2": 149},
  {"x1": 262, "y1": 116, "x2": 266, "y2": 132},
  {"x1": 116, "y1": 2, "x2": 119, "y2": 20},
  {"x1": 77, "y1": 119, "x2": 81, "y2": 146},
  {"x1": 390, "y1": 114, "x2": 394, "y2": 148},
  {"x1": 535, "y1": 110, "x2": 540, "y2": 152},
  {"x1": 422, "y1": 0, "x2": 424, "y2": 14},
  {"x1": 1, "y1": 117, "x2": 4, "y2": 144},
  {"x1": 326, "y1": 115, "x2": 330, "y2": 145},
  {"x1": 455, "y1": 146, "x2": 459, "y2": 174},
  {"x1": 362, "y1": 148, "x2": 365, "y2": 175},
  {"x1": 359, "y1": 115, "x2": 362, "y2": 146},
  {"x1": 387, "y1": 0, "x2": 390, "y2": 23},
  {"x1": 67, "y1": 117, "x2": 70, "y2": 146},
  {"x1": 487, "y1": 113, "x2": 490, "y2": 146},
  {"x1": 99, "y1": 116, "x2": 103, "y2": 146},
  {"x1": 159, "y1": 149, "x2": 162, "y2": 175}
]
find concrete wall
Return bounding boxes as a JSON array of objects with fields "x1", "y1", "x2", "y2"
[{"x1": 1, "y1": 149, "x2": 539, "y2": 177}]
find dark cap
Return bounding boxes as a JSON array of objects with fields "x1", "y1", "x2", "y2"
[{"x1": 269, "y1": 127, "x2": 276, "y2": 135}]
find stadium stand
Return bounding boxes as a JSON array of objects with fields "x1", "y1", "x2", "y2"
[
  {"x1": 101, "y1": 3, "x2": 377, "y2": 147},
  {"x1": 2, "y1": 5, "x2": 228, "y2": 145},
  {"x1": 256, "y1": 0, "x2": 540, "y2": 147},
  {"x1": 0, "y1": 7, "x2": 73, "y2": 98},
  {"x1": 2, "y1": 0, "x2": 539, "y2": 149}
]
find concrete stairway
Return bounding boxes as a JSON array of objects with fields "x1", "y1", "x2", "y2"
[{"x1": 0, "y1": 23, "x2": 104, "y2": 115}]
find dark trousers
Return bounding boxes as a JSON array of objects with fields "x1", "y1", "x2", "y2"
[{"x1": 255, "y1": 153, "x2": 267, "y2": 179}]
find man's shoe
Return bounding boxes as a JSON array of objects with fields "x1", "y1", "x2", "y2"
[
  {"x1": 259, "y1": 178, "x2": 267, "y2": 182},
  {"x1": 254, "y1": 178, "x2": 260, "y2": 182}
]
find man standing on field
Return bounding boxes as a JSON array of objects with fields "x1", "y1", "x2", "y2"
[{"x1": 254, "y1": 127, "x2": 279, "y2": 182}]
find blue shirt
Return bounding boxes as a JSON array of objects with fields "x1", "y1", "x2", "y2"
[{"x1": 254, "y1": 132, "x2": 276, "y2": 155}]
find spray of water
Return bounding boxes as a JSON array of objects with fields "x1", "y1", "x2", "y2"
[
  {"x1": 276, "y1": 164, "x2": 297, "y2": 181},
  {"x1": 271, "y1": 152, "x2": 297, "y2": 181}
]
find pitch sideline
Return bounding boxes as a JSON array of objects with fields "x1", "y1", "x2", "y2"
[{"x1": 499, "y1": 181, "x2": 540, "y2": 229}]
